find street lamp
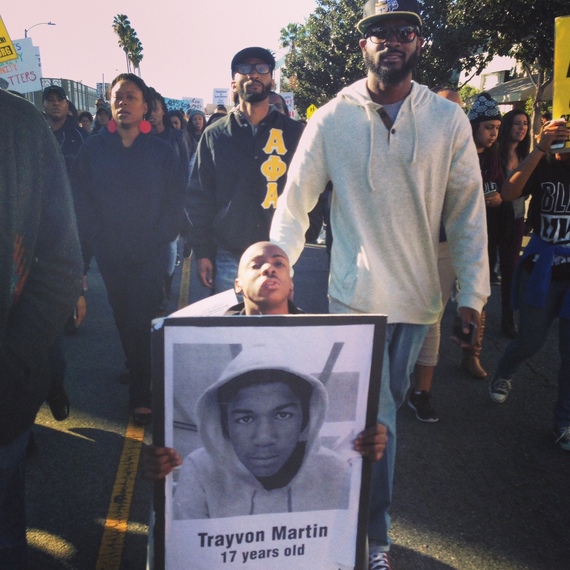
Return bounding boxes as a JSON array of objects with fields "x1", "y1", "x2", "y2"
[{"x1": 24, "y1": 21, "x2": 56, "y2": 38}]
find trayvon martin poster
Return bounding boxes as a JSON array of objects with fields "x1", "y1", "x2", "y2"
[{"x1": 152, "y1": 314, "x2": 386, "y2": 570}]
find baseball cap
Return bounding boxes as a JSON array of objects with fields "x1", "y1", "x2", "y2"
[
  {"x1": 357, "y1": 0, "x2": 423, "y2": 34},
  {"x1": 231, "y1": 47, "x2": 275, "y2": 76},
  {"x1": 42, "y1": 85, "x2": 67, "y2": 101}
]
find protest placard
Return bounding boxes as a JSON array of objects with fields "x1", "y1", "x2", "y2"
[{"x1": 152, "y1": 315, "x2": 385, "y2": 570}]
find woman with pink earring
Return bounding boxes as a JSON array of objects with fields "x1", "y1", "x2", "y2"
[{"x1": 71, "y1": 73, "x2": 186, "y2": 426}]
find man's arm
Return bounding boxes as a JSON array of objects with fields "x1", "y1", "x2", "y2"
[
  {"x1": 442, "y1": 110, "x2": 490, "y2": 321},
  {"x1": 0, "y1": 100, "x2": 83, "y2": 437},
  {"x1": 270, "y1": 114, "x2": 330, "y2": 265},
  {"x1": 185, "y1": 133, "x2": 220, "y2": 288},
  {"x1": 5, "y1": 119, "x2": 83, "y2": 367}
]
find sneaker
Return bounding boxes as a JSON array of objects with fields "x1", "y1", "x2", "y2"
[
  {"x1": 369, "y1": 551, "x2": 392, "y2": 570},
  {"x1": 408, "y1": 391, "x2": 439, "y2": 422},
  {"x1": 553, "y1": 427, "x2": 570, "y2": 452},
  {"x1": 490, "y1": 374, "x2": 512, "y2": 403}
]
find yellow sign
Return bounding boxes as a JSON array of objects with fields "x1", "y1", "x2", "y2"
[
  {"x1": 0, "y1": 16, "x2": 17, "y2": 64},
  {"x1": 553, "y1": 15, "x2": 570, "y2": 153},
  {"x1": 306, "y1": 104, "x2": 318, "y2": 119}
]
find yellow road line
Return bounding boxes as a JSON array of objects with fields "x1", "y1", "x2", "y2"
[
  {"x1": 178, "y1": 254, "x2": 191, "y2": 309},
  {"x1": 95, "y1": 420, "x2": 145, "y2": 570}
]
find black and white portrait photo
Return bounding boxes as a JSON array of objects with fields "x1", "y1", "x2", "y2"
[{"x1": 153, "y1": 315, "x2": 385, "y2": 569}]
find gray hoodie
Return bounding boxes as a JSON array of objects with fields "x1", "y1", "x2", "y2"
[
  {"x1": 271, "y1": 79, "x2": 490, "y2": 323},
  {"x1": 174, "y1": 345, "x2": 350, "y2": 519}
]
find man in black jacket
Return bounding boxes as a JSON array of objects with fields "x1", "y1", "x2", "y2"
[
  {"x1": 42, "y1": 85, "x2": 87, "y2": 172},
  {"x1": 186, "y1": 47, "x2": 304, "y2": 294}
]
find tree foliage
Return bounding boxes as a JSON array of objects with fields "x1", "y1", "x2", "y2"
[
  {"x1": 280, "y1": 0, "x2": 567, "y2": 122},
  {"x1": 281, "y1": 0, "x2": 364, "y2": 117},
  {"x1": 112, "y1": 14, "x2": 144, "y2": 76}
]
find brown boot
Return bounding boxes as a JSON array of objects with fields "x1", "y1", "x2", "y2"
[{"x1": 461, "y1": 310, "x2": 488, "y2": 379}]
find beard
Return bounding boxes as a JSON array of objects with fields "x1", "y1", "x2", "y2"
[
  {"x1": 364, "y1": 48, "x2": 421, "y2": 86},
  {"x1": 236, "y1": 80, "x2": 272, "y2": 103}
]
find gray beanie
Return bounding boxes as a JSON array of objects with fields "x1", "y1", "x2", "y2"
[
  {"x1": 188, "y1": 108, "x2": 205, "y2": 119},
  {"x1": 468, "y1": 92, "x2": 501, "y2": 123}
]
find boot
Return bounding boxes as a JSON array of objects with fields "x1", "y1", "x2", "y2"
[{"x1": 461, "y1": 310, "x2": 488, "y2": 379}]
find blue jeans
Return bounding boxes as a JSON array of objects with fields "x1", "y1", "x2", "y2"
[
  {"x1": 367, "y1": 323, "x2": 428, "y2": 550},
  {"x1": 214, "y1": 248, "x2": 241, "y2": 294},
  {"x1": 497, "y1": 269, "x2": 570, "y2": 430},
  {"x1": 0, "y1": 429, "x2": 30, "y2": 569}
]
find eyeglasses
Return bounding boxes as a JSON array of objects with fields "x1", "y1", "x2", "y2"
[
  {"x1": 365, "y1": 25, "x2": 419, "y2": 44},
  {"x1": 234, "y1": 63, "x2": 271, "y2": 75}
]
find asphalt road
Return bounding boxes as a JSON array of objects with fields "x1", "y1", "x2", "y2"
[{"x1": 26, "y1": 243, "x2": 570, "y2": 570}]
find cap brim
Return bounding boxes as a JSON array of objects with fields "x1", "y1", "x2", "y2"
[
  {"x1": 357, "y1": 12, "x2": 422, "y2": 33},
  {"x1": 231, "y1": 47, "x2": 275, "y2": 73}
]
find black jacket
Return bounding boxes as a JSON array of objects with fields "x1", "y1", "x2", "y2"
[
  {"x1": 51, "y1": 115, "x2": 87, "y2": 173},
  {"x1": 0, "y1": 92, "x2": 83, "y2": 445},
  {"x1": 186, "y1": 108, "x2": 304, "y2": 261}
]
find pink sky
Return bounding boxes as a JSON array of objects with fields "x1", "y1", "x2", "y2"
[{"x1": 1, "y1": 0, "x2": 316, "y2": 103}]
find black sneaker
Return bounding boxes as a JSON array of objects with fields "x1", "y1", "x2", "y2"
[{"x1": 408, "y1": 391, "x2": 439, "y2": 422}]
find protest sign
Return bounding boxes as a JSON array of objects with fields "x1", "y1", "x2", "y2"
[
  {"x1": 0, "y1": 37, "x2": 42, "y2": 93},
  {"x1": 152, "y1": 315, "x2": 385, "y2": 569}
]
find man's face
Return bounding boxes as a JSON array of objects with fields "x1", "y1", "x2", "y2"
[
  {"x1": 43, "y1": 93, "x2": 69, "y2": 122},
  {"x1": 474, "y1": 120, "x2": 501, "y2": 149},
  {"x1": 268, "y1": 93, "x2": 288, "y2": 116},
  {"x1": 226, "y1": 381, "x2": 304, "y2": 477},
  {"x1": 232, "y1": 57, "x2": 273, "y2": 104},
  {"x1": 235, "y1": 243, "x2": 293, "y2": 314},
  {"x1": 359, "y1": 18, "x2": 423, "y2": 86}
]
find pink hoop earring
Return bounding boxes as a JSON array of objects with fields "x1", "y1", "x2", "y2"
[
  {"x1": 107, "y1": 119, "x2": 117, "y2": 133},
  {"x1": 139, "y1": 120, "x2": 152, "y2": 134}
]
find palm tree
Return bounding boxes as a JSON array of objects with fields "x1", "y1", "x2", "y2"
[
  {"x1": 128, "y1": 36, "x2": 144, "y2": 76},
  {"x1": 112, "y1": 14, "x2": 132, "y2": 73},
  {"x1": 280, "y1": 23, "x2": 303, "y2": 51}
]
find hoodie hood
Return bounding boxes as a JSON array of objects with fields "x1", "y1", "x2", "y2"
[
  {"x1": 336, "y1": 78, "x2": 434, "y2": 189},
  {"x1": 196, "y1": 343, "x2": 328, "y2": 482}
]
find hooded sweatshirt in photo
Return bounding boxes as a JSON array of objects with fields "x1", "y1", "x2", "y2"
[{"x1": 173, "y1": 347, "x2": 351, "y2": 519}]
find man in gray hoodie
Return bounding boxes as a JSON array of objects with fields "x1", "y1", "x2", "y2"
[{"x1": 270, "y1": 1, "x2": 489, "y2": 567}]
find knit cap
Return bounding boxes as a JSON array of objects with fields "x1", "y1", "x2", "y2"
[
  {"x1": 188, "y1": 108, "x2": 205, "y2": 119},
  {"x1": 468, "y1": 92, "x2": 501, "y2": 123}
]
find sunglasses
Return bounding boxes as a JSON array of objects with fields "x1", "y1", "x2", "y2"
[
  {"x1": 234, "y1": 63, "x2": 271, "y2": 75},
  {"x1": 365, "y1": 25, "x2": 419, "y2": 44}
]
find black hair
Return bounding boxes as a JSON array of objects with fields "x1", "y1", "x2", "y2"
[
  {"x1": 217, "y1": 369, "x2": 313, "y2": 438},
  {"x1": 78, "y1": 111, "x2": 93, "y2": 123},
  {"x1": 205, "y1": 112, "x2": 226, "y2": 127},
  {"x1": 147, "y1": 87, "x2": 171, "y2": 129},
  {"x1": 168, "y1": 109, "x2": 187, "y2": 128},
  {"x1": 110, "y1": 73, "x2": 150, "y2": 105},
  {"x1": 269, "y1": 92, "x2": 289, "y2": 115}
]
